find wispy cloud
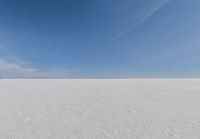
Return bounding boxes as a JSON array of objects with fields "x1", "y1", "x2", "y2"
[
  {"x1": 113, "y1": 0, "x2": 172, "y2": 41},
  {"x1": 0, "y1": 58, "x2": 71, "y2": 78}
]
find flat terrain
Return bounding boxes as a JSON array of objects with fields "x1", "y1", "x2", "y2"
[{"x1": 0, "y1": 79, "x2": 200, "y2": 139}]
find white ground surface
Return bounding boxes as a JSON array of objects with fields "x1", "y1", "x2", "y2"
[{"x1": 0, "y1": 79, "x2": 200, "y2": 139}]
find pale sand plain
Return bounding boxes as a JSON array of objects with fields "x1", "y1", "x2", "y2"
[{"x1": 0, "y1": 79, "x2": 200, "y2": 138}]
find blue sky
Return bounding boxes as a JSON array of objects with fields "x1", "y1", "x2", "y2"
[{"x1": 0, "y1": 0, "x2": 200, "y2": 78}]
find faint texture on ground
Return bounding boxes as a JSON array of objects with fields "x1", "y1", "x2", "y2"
[{"x1": 0, "y1": 79, "x2": 200, "y2": 139}]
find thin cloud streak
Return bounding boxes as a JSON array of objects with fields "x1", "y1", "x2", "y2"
[
  {"x1": 0, "y1": 58, "x2": 70, "y2": 78},
  {"x1": 113, "y1": 0, "x2": 172, "y2": 41}
]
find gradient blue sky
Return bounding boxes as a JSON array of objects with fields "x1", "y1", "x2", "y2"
[{"x1": 0, "y1": 0, "x2": 200, "y2": 78}]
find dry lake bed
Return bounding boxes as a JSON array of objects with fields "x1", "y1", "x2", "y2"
[{"x1": 0, "y1": 79, "x2": 200, "y2": 139}]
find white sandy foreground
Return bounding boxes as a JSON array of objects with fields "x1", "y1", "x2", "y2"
[{"x1": 0, "y1": 79, "x2": 200, "y2": 139}]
